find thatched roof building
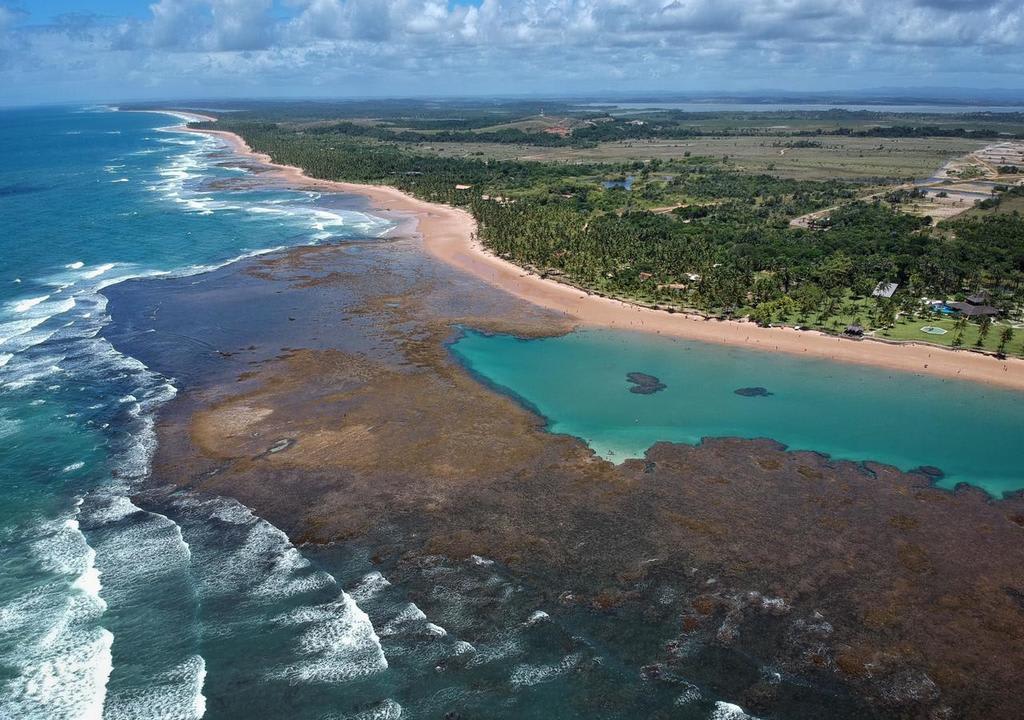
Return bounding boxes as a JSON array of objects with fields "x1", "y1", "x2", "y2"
[{"x1": 946, "y1": 302, "x2": 1000, "y2": 317}]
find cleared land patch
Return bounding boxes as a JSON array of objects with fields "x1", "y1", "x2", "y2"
[{"x1": 408, "y1": 136, "x2": 987, "y2": 181}]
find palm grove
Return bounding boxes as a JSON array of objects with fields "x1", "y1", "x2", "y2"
[{"x1": 201, "y1": 119, "x2": 1024, "y2": 356}]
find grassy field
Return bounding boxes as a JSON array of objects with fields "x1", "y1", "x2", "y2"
[
  {"x1": 962, "y1": 191, "x2": 1024, "y2": 218},
  {"x1": 554, "y1": 280, "x2": 1023, "y2": 357},
  {"x1": 876, "y1": 316, "x2": 1021, "y2": 354},
  {"x1": 405, "y1": 136, "x2": 986, "y2": 181},
  {"x1": 587, "y1": 109, "x2": 1024, "y2": 135}
]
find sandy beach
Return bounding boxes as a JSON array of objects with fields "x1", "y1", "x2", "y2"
[{"x1": 172, "y1": 114, "x2": 1024, "y2": 391}]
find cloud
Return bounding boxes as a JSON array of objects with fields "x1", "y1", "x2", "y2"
[
  {"x1": 0, "y1": 5, "x2": 18, "y2": 32},
  {"x1": 1, "y1": 0, "x2": 1022, "y2": 104},
  {"x1": 119, "y1": 0, "x2": 275, "y2": 51},
  {"x1": 210, "y1": 0, "x2": 274, "y2": 50}
]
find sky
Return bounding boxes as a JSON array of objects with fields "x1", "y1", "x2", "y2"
[{"x1": 1, "y1": 0, "x2": 1022, "y2": 105}]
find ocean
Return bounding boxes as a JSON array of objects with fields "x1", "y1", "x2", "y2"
[{"x1": 0, "y1": 106, "x2": 397, "y2": 719}]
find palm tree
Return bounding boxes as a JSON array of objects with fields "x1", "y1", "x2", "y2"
[
  {"x1": 976, "y1": 316, "x2": 992, "y2": 348},
  {"x1": 997, "y1": 326, "x2": 1015, "y2": 357},
  {"x1": 952, "y1": 315, "x2": 967, "y2": 347}
]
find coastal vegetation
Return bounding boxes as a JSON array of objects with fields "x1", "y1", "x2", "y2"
[{"x1": 191, "y1": 102, "x2": 1024, "y2": 357}]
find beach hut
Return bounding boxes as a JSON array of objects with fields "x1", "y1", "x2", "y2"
[{"x1": 844, "y1": 323, "x2": 865, "y2": 337}]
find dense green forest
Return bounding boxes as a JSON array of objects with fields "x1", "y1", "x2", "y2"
[
  {"x1": 200, "y1": 116, "x2": 1024, "y2": 353},
  {"x1": 152, "y1": 99, "x2": 1024, "y2": 147},
  {"x1": 304, "y1": 121, "x2": 574, "y2": 146},
  {"x1": 251, "y1": 115, "x2": 1024, "y2": 148}
]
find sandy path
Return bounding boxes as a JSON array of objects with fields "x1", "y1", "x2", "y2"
[{"x1": 167, "y1": 115, "x2": 1024, "y2": 391}]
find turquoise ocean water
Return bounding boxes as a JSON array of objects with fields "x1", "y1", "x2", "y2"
[
  {"x1": 450, "y1": 329, "x2": 1024, "y2": 496},
  {"x1": 0, "y1": 107, "x2": 397, "y2": 719}
]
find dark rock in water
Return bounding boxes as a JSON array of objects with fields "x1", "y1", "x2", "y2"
[
  {"x1": 627, "y1": 372, "x2": 666, "y2": 395},
  {"x1": 0, "y1": 183, "x2": 48, "y2": 197},
  {"x1": 916, "y1": 465, "x2": 944, "y2": 479},
  {"x1": 735, "y1": 387, "x2": 773, "y2": 397}
]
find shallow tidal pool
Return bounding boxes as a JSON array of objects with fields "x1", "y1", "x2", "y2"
[{"x1": 451, "y1": 328, "x2": 1024, "y2": 496}]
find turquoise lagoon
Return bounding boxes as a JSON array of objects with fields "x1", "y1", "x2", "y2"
[{"x1": 451, "y1": 328, "x2": 1024, "y2": 496}]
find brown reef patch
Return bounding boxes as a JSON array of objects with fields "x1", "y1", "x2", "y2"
[{"x1": 131, "y1": 237, "x2": 1024, "y2": 720}]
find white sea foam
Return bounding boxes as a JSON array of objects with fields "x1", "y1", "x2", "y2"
[
  {"x1": 83, "y1": 494, "x2": 207, "y2": 720},
  {"x1": 169, "y1": 494, "x2": 388, "y2": 688},
  {"x1": 100, "y1": 655, "x2": 207, "y2": 720},
  {"x1": 525, "y1": 610, "x2": 550, "y2": 625},
  {"x1": 332, "y1": 699, "x2": 404, "y2": 720},
  {"x1": 95, "y1": 268, "x2": 170, "y2": 292},
  {"x1": 144, "y1": 121, "x2": 391, "y2": 244},
  {"x1": 11, "y1": 295, "x2": 50, "y2": 313},
  {"x1": 380, "y1": 602, "x2": 429, "y2": 637},
  {"x1": 0, "y1": 295, "x2": 76, "y2": 357},
  {"x1": 0, "y1": 350, "x2": 65, "y2": 389},
  {"x1": 191, "y1": 498, "x2": 335, "y2": 600},
  {"x1": 171, "y1": 245, "x2": 286, "y2": 280},
  {"x1": 65, "y1": 261, "x2": 85, "y2": 270},
  {"x1": 510, "y1": 652, "x2": 582, "y2": 687},
  {"x1": 77, "y1": 105, "x2": 116, "y2": 114},
  {"x1": 452, "y1": 640, "x2": 476, "y2": 656},
  {"x1": 0, "y1": 316, "x2": 49, "y2": 345},
  {"x1": 349, "y1": 571, "x2": 392, "y2": 602},
  {"x1": 710, "y1": 701, "x2": 762, "y2": 720},
  {"x1": 271, "y1": 594, "x2": 388, "y2": 683},
  {"x1": 109, "y1": 381, "x2": 177, "y2": 482},
  {"x1": 424, "y1": 623, "x2": 448, "y2": 637},
  {"x1": 0, "y1": 508, "x2": 113, "y2": 720},
  {"x1": 81, "y1": 263, "x2": 116, "y2": 280},
  {"x1": 465, "y1": 628, "x2": 522, "y2": 668}
]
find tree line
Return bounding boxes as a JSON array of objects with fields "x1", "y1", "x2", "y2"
[{"x1": 207, "y1": 119, "x2": 1024, "y2": 344}]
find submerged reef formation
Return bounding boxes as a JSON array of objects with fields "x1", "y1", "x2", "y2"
[
  {"x1": 105, "y1": 238, "x2": 1024, "y2": 720},
  {"x1": 734, "y1": 386, "x2": 773, "y2": 397},
  {"x1": 627, "y1": 372, "x2": 667, "y2": 394}
]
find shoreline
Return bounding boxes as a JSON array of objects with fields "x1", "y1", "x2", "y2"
[{"x1": 172, "y1": 114, "x2": 1024, "y2": 392}]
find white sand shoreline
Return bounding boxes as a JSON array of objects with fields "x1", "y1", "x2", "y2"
[{"x1": 162, "y1": 112, "x2": 1024, "y2": 392}]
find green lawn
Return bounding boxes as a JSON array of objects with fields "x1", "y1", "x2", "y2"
[
  {"x1": 875, "y1": 315, "x2": 1020, "y2": 355},
  {"x1": 730, "y1": 293, "x2": 1023, "y2": 357}
]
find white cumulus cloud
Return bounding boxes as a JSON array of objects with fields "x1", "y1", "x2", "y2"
[{"x1": 0, "y1": 0, "x2": 1022, "y2": 104}]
